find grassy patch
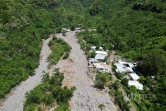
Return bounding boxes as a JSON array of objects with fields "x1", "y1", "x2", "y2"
[{"x1": 48, "y1": 37, "x2": 71, "y2": 66}]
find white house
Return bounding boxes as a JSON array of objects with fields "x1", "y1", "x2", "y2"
[
  {"x1": 129, "y1": 73, "x2": 140, "y2": 81},
  {"x1": 114, "y1": 63, "x2": 127, "y2": 73},
  {"x1": 95, "y1": 51, "x2": 108, "y2": 56},
  {"x1": 95, "y1": 54, "x2": 106, "y2": 61},
  {"x1": 128, "y1": 80, "x2": 143, "y2": 90}
]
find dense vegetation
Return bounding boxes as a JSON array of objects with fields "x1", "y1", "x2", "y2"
[
  {"x1": 0, "y1": 0, "x2": 85, "y2": 98},
  {"x1": 24, "y1": 36, "x2": 73, "y2": 111},
  {"x1": 94, "y1": 72, "x2": 112, "y2": 89},
  {"x1": 48, "y1": 37, "x2": 71, "y2": 66},
  {"x1": 78, "y1": 0, "x2": 166, "y2": 111},
  {"x1": 24, "y1": 70, "x2": 76, "y2": 111},
  {"x1": 1, "y1": 0, "x2": 166, "y2": 110}
]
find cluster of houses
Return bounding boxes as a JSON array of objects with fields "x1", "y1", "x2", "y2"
[
  {"x1": 114, "y1": 60, "x2": 144, "y2": 90},
  {"x1": 88, "y1": 46, "x2": 110, "y2": 72}
]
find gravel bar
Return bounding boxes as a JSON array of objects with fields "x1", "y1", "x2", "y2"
[{"x1": 55, "y1": 31, "x2": 117, "y2": 111}]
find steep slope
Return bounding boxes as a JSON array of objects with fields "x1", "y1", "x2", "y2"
[
  {"x1": 0, "y1": 0, "x2": 85, "y2": 99},
  {"x1": 81, "y1": 0, "x2": 166, "y2": 111}
]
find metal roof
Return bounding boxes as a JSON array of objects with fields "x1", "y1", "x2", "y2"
[
  {"x1": 129, "y1": 73, "x2": 140, "y2": 80},
  {"x1": 128, "y1": 80, "x2": 143, "y2": 90},
  {"x1": 95, "y1": 54, "x2": 105, "y2": 60}
]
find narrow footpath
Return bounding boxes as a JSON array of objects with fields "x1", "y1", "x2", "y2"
[
  {"x1": 0, "y1": 37, "x2": 53, "y2": 111},
  {"x1": 54, "y1": 31, "x2": 117, "y2": 111}
]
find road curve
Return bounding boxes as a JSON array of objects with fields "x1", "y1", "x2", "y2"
[{"x1": 0, "y1": 37, "x2": 53, "y2": 111}]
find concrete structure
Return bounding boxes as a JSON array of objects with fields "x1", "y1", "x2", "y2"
[
  {"x1": 95, "y1": 51, "x2": 108, "y2": 56},
  {"x1": 93, "y1": 63, "x2": 109, "y2": 72},
  {"x1": 128, "y1": 80, "x2": 143, "y2": 90},
  {"x1": 95, "y1": 54, "x2": 106, "y2": 60},
  {"x1": 129, "y1": 73, "x2": 140, "y2": 81},
  {"x1": 89, "y1": 58, "x2": 98, "y2": 63},
  {"x1": 126, "y1": 67, "x2": 133, "y2": 72},
  {"x1": 114, "y1": 63, "x2": 127, "y2": 73},
  {"x1": 127, "y1": 62, "x2": 135, "y2": 68}
]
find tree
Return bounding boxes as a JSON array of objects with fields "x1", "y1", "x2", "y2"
[
  {"x1": 0, "y1": 0, "x2": 10, "y2": 24},
  {"x1": 130, "y1": 85, "x2": 137, "y2": 94},
  {"x1": 113, "y1": 80, "x2": 121, "y2": 90},
  {"x1": 56, "y1": 27, "x2": 62, "y2": 33},
  {"x1": 121, "y1": 78, "x2": 128, "y2": 86},
  {"x1": 91, "y1": 51, "x2": 96, "y2": 58},
  {"x1": 70, "y1": 25, "x2": 75, "y2": 31},
  {"x1": 138, "y1": 49, "x2": 166, "y2": 76},
  {"x1": 62, "y1": 30, "x2": 66, "y2": 36}
]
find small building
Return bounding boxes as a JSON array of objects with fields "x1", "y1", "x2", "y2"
[
  {"x1": 118, "y1": 59, "x2": 127, "y2": 64},
  {"x1": 126, "y1": 67, "x2": 133, "y2": 72},
  {"x1": 95, "y1": 51, "x2": 108, "y2": 56},
  {"x1": 128, "y1": 80, "x2": 143, "y2": 90},
  {"x1": 89, "y1": 58, "x2": 98, "y2": 63},
  {"x1": 129, "y1": 73, "x2": 140, "y2": 81},
  {"x1": 127, "y1": 62, "x2": 135, "y2": 68},
  {"x1": 95, "y1": 54, "x2": 106, "y2": 61},
  {"x1": 114, "y1": 63, "x2": 127, "y2": 73},
  {"x1": 93, "y1": 63, "x2": 108, "y2": 72}
]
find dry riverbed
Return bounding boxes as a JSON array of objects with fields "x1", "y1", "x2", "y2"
[
  {"x1": 0, "y1": 31, "x2": 117, "y2": 111},
  {"x1": 54, "y1": 31, "x2": 117, "y2": 111}
]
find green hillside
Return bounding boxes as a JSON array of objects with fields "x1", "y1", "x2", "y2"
[
  {"x1": 81, "y1": 0, "x2": 166, "y2": 110},
  {"x1": 1, "y1": 0, "x2": 166, "y2": 110},
  {"x1": 0, "y1": 0, "x2": 85, "y2": 98}
]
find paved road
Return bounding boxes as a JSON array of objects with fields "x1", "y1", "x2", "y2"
[
  {"x1": 0, "y1": 37, "x2": 53, "y2": 111},
  {"x1": 55, "y1": 31, "x2": 117, "y2": 111}
]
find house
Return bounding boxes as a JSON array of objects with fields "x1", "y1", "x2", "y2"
[
  {"x1": 94, "y1": 51, "x2": 108, "y2": 61},
  {"x1": 128, "y1": 80, "x2": 143, "y2": 90},
  {"x1": 126, "y1": 67, "x2": 133, "y2": 72},
  {"x1": 129, "y1": 73, "x2": 140, "y2": 81},
  {"x1": 95, "y1": 54, "x2": 106, "y2": 61},
  {"x1": 118, "y1": 60, "x2": 127, "y2": 64},
  {"x1": 95, "y1": 51, "x2": 108, "y2": 56},
  {"x1": 115, "y1": 60, "x2": 134, "y2": 73},
  {"x1": 114, "y1": 63, "x2": 127, "y2": 73},
  {"x1": 89, "y1": 58, "x2": 98, "y2": 63},
  {"x1": 127, "y1": 62, "x2": 135, "y2": 68},
  {"x1": 93, "y1": 63, "x2": 109, "y2": 72}
]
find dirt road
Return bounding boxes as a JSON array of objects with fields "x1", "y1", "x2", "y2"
[
  {"x1": 55, "y1": 31, "x2": 117, "y2": 111},
  {"x1": 0, "y1": 37, "x2": 53, "y2": 111}
]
